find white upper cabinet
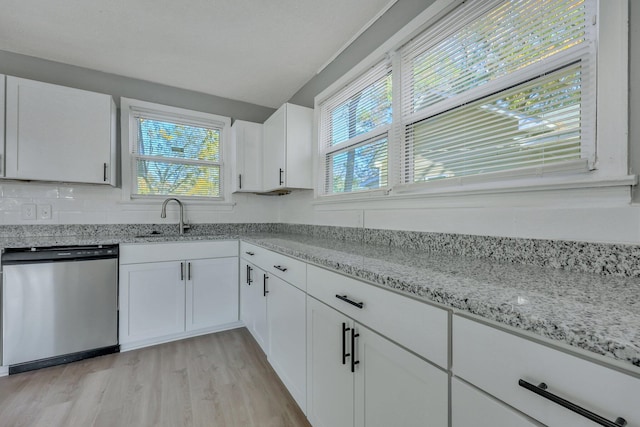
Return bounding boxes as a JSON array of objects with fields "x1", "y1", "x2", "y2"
[
  {"x1": 232, "y1": 120, "x2": 263, "y2": 192},
  {"x1": 5, "y1": 76, "x2": 116, "y2": 185},
  {"x1": 262, "y1": 103, "x2": 313, "y2": 192},
  {"x1": 0, "y1": 75, "x2": 5, "y2": 177}
]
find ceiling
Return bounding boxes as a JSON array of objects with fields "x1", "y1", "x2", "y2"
[{"x1": 0, "y1": 0, "x2": 394, "y2": 108}]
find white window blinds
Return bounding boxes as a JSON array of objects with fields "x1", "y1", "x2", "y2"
[
  {"x1": 400, "y1": 0, "x2": 595, "y2": 184},
  {"x1": 131, "y1": 110, "x2": 225, "y2": 198},
  {"x1": 318, "y1": 60, "x2": 392, "y2": 195}
]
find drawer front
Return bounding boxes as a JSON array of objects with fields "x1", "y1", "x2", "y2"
[
  {"x1": 121, "y1": 240, "x2": 238, "y2": 264},
  {"x1": 307, "y1": 264, "x2": 448, "y2": 368},
  {"x1": 453, "y1": 315, "x2": 640, "y2": 427},
  {"x1": 240, "y1": 241, "x2": 270, "y2": 265},
  {"x1": 452, "y1": 378, "x2": 541, "y2": 427},
  {"x1": 263, "y1": 251, "x2": 306, "y2": 291},
  {"x1": 241, "y1": 241, "x2": 306, "y2": 290}
]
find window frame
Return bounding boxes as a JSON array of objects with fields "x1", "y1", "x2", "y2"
[
  {"x1": 318, "y1": 60, "x2": 392, "y2": 196},
  {"x1": 313, "y1": 0, "x2": 633, "y2": 203},
  {"x1": 120, "y1": 98, "x2": 232, "y2": 203}
]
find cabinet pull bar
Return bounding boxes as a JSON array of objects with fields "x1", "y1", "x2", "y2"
[
  {"x1": 103, "y1": 163, "x2": 108, "y2": 182},
  {"x1": 239, "y1": 174, "x2": 242, "y2": 189},
  {"x1": 246, "y1": 265, "x2": 250, "y2": 284},
  {"x1": 518, "y1": 380, "x2": 627, "y2": 427},
  {"x1": 187, "y1": 262, "x2": 191, "y2": 280},
  {"x1": 180, "y1": 262, "x2": 184, "y2": 281},
  {"x1": 248, "y1": 266, "x2": 253, "y2": 284},
  {"x1": 263, "y1": 274, "x2": 269, "y2": 297},
  {"x1": 351, "y1": 328, "x2": 360, "y2": 373},
  {"x1": 279, "y1": 168, "x2": 284, "y2": 185},
  {"x1": 336, "y1": 294, "x2": 364, "y2": 309},
  {"x1": 274, "y1": 265, "x2": 288, "y2": 272},
  {"x1": 245, "y1": 251, "x2": 255, "y2": 256},
  {"x1": 342, "y1": 322, "x2": 351, "y2": 365}
]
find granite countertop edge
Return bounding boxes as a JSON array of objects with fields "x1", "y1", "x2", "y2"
[{"x1": 1, "y1": 232, "x2": 638, "y2": 372}]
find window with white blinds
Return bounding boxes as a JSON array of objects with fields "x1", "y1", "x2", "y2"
[
  {"x1": 400, "y1": 0, "x2": 596, "y2": 185},
  {"x1": 129, "y1": 108, "x2": 227, "y2": 199},
  {"x1": 318, "y1": 60, "x2": 392, "y2": 195}
]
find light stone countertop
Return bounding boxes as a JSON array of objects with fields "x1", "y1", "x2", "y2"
[{"x1": 1, "y1": 230, "x2": 638, "y2": 372}]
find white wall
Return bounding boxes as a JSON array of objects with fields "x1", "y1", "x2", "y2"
[
  {"x1": 278, "y1": 186, "x2": 640, "y2": 244},
  {"x1": 0, "y1": 180, "x2": 280, "y2": 225}
]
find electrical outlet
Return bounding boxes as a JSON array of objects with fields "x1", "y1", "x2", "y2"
[
  {"x1": 38, "y1": 204, "x2": 52, "y2": 220},
  {"x1": 21, "y1": 203, "x2": 37, "y2": 220}
]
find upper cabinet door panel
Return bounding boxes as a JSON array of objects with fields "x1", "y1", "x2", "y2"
[
  {"x1": 262, "y1": 105, "x2": 286, "y2": 191},
  {"x1": 5, "y1": 76, "x2": 116, "y2": 185}
]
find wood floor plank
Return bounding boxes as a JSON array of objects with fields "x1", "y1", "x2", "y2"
[{"x1": 0, "y1": 328, "x2": 310, "y2": 427}]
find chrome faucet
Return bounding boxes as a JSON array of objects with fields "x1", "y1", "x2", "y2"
[{"x1": 160, "y1": 198, "x2": 191, "y2": 235}]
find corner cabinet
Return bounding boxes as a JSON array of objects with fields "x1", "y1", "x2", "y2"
[
  {"x1": 119, "y1": 241, "x2": 240, "y2": 350},
  {"x1": 5, "y1": 76, "x2": 116, "y2": 185},
  {"x1": 240, "y1": 242, "x2": 308, "y2": 413},
  {"x1": 262, "y1": 103, "x2": 313, "y2": 192},
  {"x1": 232, "y1": 120, "x2": 263, "y2": 192}
]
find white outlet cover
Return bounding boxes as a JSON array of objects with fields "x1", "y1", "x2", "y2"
[
  {"x1": 21, "y1": 203, "x2": 37, "y2": 220},
  {"x1": 38, "y1": 204, "x2": 52, "y2": 220}
]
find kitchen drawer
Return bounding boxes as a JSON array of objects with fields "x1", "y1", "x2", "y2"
[
  {"x1": 307, "y1": 264, "x2": 448, "y2": 368},
  {"x1": 121, "y1": 241, "x2": 238, "y2": 264},
  {"x1": 452, "y1": 315, "x2": 640, "y2": 427},
  {"x1": 240, "y1": 241, "x2": 270, "y2": 264},
  {"x1": 452, "y1": 378, "x2": 541, "y2": 427},
  {"x1": 241, "y1": 241, "x2": 306, "y2": 290}
]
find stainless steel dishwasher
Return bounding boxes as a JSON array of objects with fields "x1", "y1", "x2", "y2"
[{"x1": 2, "y1": 245, "x2": 119, "y2": 374}]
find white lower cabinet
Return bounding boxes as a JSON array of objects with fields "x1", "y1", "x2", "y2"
[
  {"x1": 240, "y1": 260, "x2": 269, "y2": 353},
  {"x1": 119, "y1": 242, "x2": 240, "y2": 349},
  {"x1": 267, "y1": 274, "x2": 307, "y2": 413},
  {"x1": 240, "y1": 250, "x2": 307, "y2": 413},
  {"x1": 120, "y1": 260, "x2": 185, "y2": 341},
  {"x1": 306, "y1": 296, "x2": 448, "y2": 427},
  {"x1": 453, "y1": 315, "x2": 640, "y2": 427},
  {"x1": 186, "y1": 257, "x2": 239, "y2": 331}
]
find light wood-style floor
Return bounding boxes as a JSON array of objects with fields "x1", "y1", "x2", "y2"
[{"x1": 0, "y1": 328, "x2": 310, "y2": 427}]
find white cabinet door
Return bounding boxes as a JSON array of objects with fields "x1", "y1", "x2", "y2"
[
  {"x1": 307, "y1": 297, "x2": 354, "y2": 427},
  {"x1": 451, "y1": 378, "x2": 541, "y2": 427},
  {"x1": 232, "y1": 120, "x2": 263, "y2": 192},
  {"x1": 262, "y1": 103, "x2": 313, "y2": 191},
  {"x1": 263, "y1": 104, "x2": 286, "y2": 191},
  {"x1": 119, "y1": 261, "x2": 185, "y2": 344},
  {"x1": 267, "y1": 275, "x2": 307, "y2": 413},
  {"x1": 186, "y1": 257, "x2": 239, "y2": 331},
  {"x1": 0, "y1": 74, "x2": 4, "y2": 177},
  {"x1": 355, "y1": 324, "x2": 449, "y2": 427},
  {"x1": 5, "y1": 76, "x2": 116, "y2": 185},
  {"x1": 240, "y1": 261, "x2": 269, "y2": 353}
]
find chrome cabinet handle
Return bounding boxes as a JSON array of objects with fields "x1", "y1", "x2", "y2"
[
  {"x1": 279, "y1": 168, "x2": 284, "y2": 185},
  {"x1": 274, "y1": 265, "x2": 287, "y2": 272},
  {"x1": 239, "y1": 174, "x2": 242, "y2": 189},
  {"x1": 245, "y1": 251, "x2": 255, "y2": 256},
  {"x1": 336, "y1": 294, "x2": 364, "y2": 309},
  {"x1": 103, "y1": 163, "x2": 108, "y2": 182},
  {"x1": 180, "y1": 262, "x2": 184, "y2": 281},
  {"x1": 187, "y1": 262, "x2": 191, "y2": 280},
  {"x1": 518, "y1": 380, "x2": 627, "y2": 427}
]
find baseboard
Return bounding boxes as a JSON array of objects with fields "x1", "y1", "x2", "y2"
[{"x1": 119, "y1": 321, "x2": 244, "y2": 352}]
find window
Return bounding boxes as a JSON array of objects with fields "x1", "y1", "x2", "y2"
[
  {"x1": 121, "y1": 98, "x2": 231, "y2": 200},
  {"x1": 318, "y1": 60, "x2": 392, "y2": 195},
  {"x1": 400, "y1": 0, "x2": 595, "y2": 185},
  {"x1": 316, "y1": 0, "x2": 610, "y2": 198}
]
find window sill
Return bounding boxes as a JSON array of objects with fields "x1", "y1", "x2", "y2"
[{"x1": 312, "y1": 173, "x2": 637, "y2": 206}]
